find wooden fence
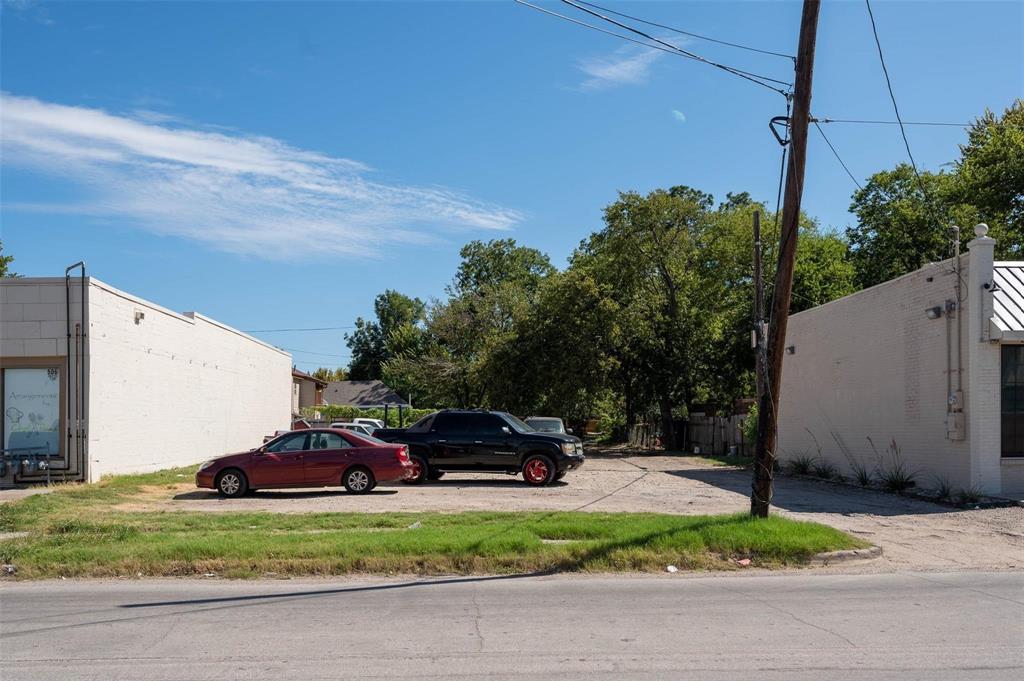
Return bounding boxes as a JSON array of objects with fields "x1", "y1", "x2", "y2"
[{"x1": 627, "y1": 412, "x2": 752, "y2": 456}]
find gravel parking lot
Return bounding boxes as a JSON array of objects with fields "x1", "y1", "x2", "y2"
[{"x1": 116, "y1": 449, "x2": 1024, "y2": 573}]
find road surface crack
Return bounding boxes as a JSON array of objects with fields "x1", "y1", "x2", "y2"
[
  {"x1": 719, "y1": 583, "x2": 859, "y2": 649},
  {"x1": 471, "y1": 586, "x2": 485, "y2": 652}
]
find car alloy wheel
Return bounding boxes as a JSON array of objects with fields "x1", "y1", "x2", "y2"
[
  {"x1": 523, "y1": 456, "x2": 553, "y2": 486},
  {"x1": 346, "y1": 468, "x2": 371, "y2": 493},
  {"x1": 216, "y1": 470, "x2": 247, "y2": 498}
]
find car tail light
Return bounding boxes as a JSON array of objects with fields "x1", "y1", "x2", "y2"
[{"x1": 396, "y1": 446, "x2": 410, "y2": 463}]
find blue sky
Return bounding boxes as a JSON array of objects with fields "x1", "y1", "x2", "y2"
[{"x1": 2, "y1": 0, "x2": 1021, "y2": 370}]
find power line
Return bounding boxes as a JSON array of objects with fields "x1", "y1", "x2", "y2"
[
  {"x1": 244, "y1": 326, "x2": 356, "y2": 333},
  {"x1": 814, "y1": 117, "x2": 968, "y2": 127},
  {"x1": 278, "y1": 347, "x2": 351, "y2": 358},
  {"x1": 813, "y1": 121, "x2": 862, "y2": 190},
  {"x1": 514, "y1": 0, "x2": 791, "y2": 96},
  {"x1": 559, "y1": 0, "x2": 793, "y2": 89},
  {"x1": 863, "y1": 0, "x2": 938, "y2": 220},
  {"x1": 573, "y1": 0, "x2": 795, "y2": 60}
]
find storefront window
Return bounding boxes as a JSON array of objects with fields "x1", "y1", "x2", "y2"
[
  {"x1": 1003, "y1": 345, "x2": 1024, "y2": 457},
  {"x1": 2, "y1": 367, "x2": 61, "y2": 456}
]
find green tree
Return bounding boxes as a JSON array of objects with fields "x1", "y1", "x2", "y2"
[
  {"x1": 384, "y1": 239, "x2": 555, "y2": 409},
  {"x1": 0, "y1": 241, "x2": 15, "y2": 278},
  {"x1": 846, "y1": 101, "x2": 1022, "y2": 288},
  {"x1": 954, "y1": 99, "x2": 1023, "y2": 255},
  {"x1": 311, "y1": 367, "x2": 348, "y2": 382},
  {"x1": 571, "y1": 186, "x2": 725, "y2": 449},
  {"x1": 346, "y1": 290, "x2": 426, "y2": 380}
]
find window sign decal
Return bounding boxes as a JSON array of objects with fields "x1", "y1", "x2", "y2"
[{"x1": 3, "y1": 368, "x2": 60, "y2": 456}]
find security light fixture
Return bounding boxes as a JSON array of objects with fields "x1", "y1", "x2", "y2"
[
  {"x1": 785, "y1": 345, "x2": 796, "y2": 355},
  {"x1": 925, "y1": 306, "x2": 943, "y2": 320}
]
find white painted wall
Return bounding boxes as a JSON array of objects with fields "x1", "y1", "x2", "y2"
[
  {"x1": 777, "y1": 233, "x2": 1006, "y2": 495},
  {"x1": 2, "y1": 277, "x2": 291, "y2": 482},
  {"x1": 85, "y1": 279, "x2": 291, "y2": 481}
]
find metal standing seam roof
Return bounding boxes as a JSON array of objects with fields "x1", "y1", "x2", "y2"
[
  {"x1": 323, "y1": 380, "x2": 409, "y2": 407},
  {"x1": 993, "y1": 263, "x2": 1024, "y2": 332}
]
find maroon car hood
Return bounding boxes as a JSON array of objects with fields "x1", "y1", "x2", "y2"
[{"x1": 211, "y1": 450, "x2": 253, "y2": 466}]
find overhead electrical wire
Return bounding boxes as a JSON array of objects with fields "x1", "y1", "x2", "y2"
[
  {"x1": 513, "y1": 0, "x2": 792, "y2": 96},
  {"x1": 863, "y1": 0, "x2": 937, "y2": 218},
  {"x1": 813, "y1": 117, "x2": 968, "y2": 127},
  {"x1": 244, "y1": 326, "x2": 356, "y2": 333},
  {"x1": 276, "y1": 348, "x2": 352, "y2": 358},
  {"x1": 558, "y1": 0, "x2": 793, "y2": 89},
  {"x1": 813, "y1": 121, "x2": 863, "y2": 190},
  {"x1": 573, "y1": 0, "x2": 795, "y2": 60}
]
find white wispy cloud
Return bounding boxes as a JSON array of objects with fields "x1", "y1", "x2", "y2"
[
  {"x1": 671, "y1": 110, "x2": 687, "y2": 123},
  {"x1": 0, "y1": 94, "x2": 521, "y2": 259},
  {"x1": 575, "y1": 43, "x2": 662, "y2": 91}
]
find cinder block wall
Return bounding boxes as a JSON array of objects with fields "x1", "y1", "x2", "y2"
[
  {"x1": 1, "y1": 278, "x2": 89, "y2": 480},
  {"x1": 777, "y1": 258, "x2": 976, "y2": 491},
  {"x1": 86, "y1": 279, "x2": 291, "y2": 481}
]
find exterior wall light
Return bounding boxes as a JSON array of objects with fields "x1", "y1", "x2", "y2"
[
  {"x1": 925, "y1": 306, "x2": 943, "y2": 320},
  {"x1": 785, "y1": 345, "x2": 796, "y2": 355}
]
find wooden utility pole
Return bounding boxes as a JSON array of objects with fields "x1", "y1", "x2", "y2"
[
  {"x1": 752, "y1": 211, "x2": 765, "y2": 404},
  {"x1": 751, "y1": 0, "x2": 820, "y2": 518}
]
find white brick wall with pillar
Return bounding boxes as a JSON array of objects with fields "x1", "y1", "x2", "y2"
[
  {"x1": 965, "y1": 225, "x2": 1000, "y2": 492},
  {"x1": 1, "y1": 276, "x2": 291, "y2": 483},
  {"x1": 777, "y1": 226, "x2": 1011, "y2": 497}
]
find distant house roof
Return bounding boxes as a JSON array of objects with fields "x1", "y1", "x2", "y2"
[
  {"x1": 994, "y1": 263, "x2": 1024, "y2": 333},
  {"x1": 292, "y1": 368, "x2": 328, "y2": 388},
  {"x1": 323, "y1": 380, "x2": 409, "y2": 407}
]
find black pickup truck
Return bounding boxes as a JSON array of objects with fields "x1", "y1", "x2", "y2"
[{"x1": 374, "y1": 409, "x2": 584, "y2": 486}]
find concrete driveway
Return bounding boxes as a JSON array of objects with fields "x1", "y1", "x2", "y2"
[{"x1": 127, "y1": 451, "x2": 1024, "y2": 572}]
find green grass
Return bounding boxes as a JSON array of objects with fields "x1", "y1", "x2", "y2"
[{"x1": 0, "y1": 466, "x2": 866, "y2": 579}]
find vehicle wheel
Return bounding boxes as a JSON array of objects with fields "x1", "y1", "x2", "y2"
[
  {"x1": 402, "y1": 455, "x2": 429, "y2": 485},
  {"x1": 522, "y1": 454, "x2": 556, "y2": 487},
  {"x1": 554, "y1": 470, "x2": 567, "y2": 481},
  {"x1": 343, "y1": 466, "x2": 375, "y2": 494},
  {"x1": 428, "y1": 469, "x2": 445, "y2": 480},
  {"x1": 216, "y1": 469, "x2": 248, "y2": 498}
]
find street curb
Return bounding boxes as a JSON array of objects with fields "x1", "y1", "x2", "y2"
[{"x1": 809, "y1": 545, "x2": 882, "y2": 565}]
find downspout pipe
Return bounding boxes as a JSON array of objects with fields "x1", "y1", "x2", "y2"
[{"x1": 60, "y1": 262, "x2": 86, "y2": 479}]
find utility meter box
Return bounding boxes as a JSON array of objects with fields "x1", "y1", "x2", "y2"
[{"x1": 946, "y1": 412, "x2": 965, "y2": 441}]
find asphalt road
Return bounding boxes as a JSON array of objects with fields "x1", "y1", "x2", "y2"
[{"x1": 2, "y1": 571, "x2": 1022, "y2": 680}]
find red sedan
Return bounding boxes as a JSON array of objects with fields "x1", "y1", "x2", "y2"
[{"x1": 196, "y1": 429, "x2": 414, "y2": 497}]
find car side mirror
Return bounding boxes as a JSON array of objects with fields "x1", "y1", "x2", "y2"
[
  {"x1": 566, "y1": 428, "x2": 574, "y2": 434},
  {"x1": 254, "y1": 446, "x2": 267, "y2": 456},
  {"x1": 501, "y1": 426, "x2": 511, "y2": 435}
]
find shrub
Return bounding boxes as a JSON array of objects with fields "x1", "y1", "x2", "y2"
[
  {"x1": 872, "y1": 438, "x2": 917, "y2": 493},
  {"x1": 955, "y1": 486, "x2": 984, "y2": 506},
  {"x1": 743, "y1": 404, "x2": 759, "y2": 445},
  {"x1": 811, "y1": 460, "x2": 841, "y2": 481},
  {"x1": 301, "y1": 404, "x2": 435, "y2": 427},
  {"x1": 849, "y1": 460, "x2": 873, "y2": 487},
  {"x1": 831, "y1": 430, "x2": 872, "y2": 486},
  {"x1": 932, "y1": 476, "x2": 953, "y2": 501},
  {"x1": 787, "y1": 452, "x2": 817, "y2": 476}
]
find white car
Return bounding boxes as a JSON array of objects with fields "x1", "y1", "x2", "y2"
[
  {"x1": 352, "y1": 417, "x2": 385, "y2": 430},
  {"x1": 330, "y1": 422, "x2": 377, "y2": 437}
]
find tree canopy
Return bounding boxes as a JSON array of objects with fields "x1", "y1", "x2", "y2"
[
  {"x1": 847, "y1": 100, "x2": 1022, "y2": 288},
  {"x1": 0, "y1": 241, "x2": 15, "y2": 278}
]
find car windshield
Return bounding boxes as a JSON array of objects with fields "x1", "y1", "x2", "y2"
[
  {"x1": 528, "y1": 418, "x2": 563, "y2": 432},
  {"x1": 501, "y1": 413, "x2": 535, "y2": 433}
]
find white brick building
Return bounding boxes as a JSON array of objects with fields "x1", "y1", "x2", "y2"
[
  {"x1": 778, "y1": 225, "x2": 1024, "y2": 498},
  {"x1": 0, "y1": 274, "x2": 291, "y2": 484}
]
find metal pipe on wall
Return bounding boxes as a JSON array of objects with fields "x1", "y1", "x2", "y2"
[{"x1": 53, "y1": 261, "x2": 86, "y2": 480}]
